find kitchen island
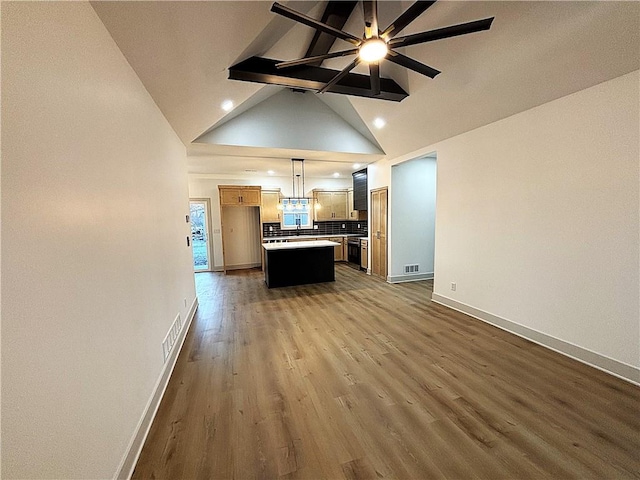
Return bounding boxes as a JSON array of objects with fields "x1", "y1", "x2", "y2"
[{"x1": 262, "y1": 240, "x2": 340, "y2": 288}]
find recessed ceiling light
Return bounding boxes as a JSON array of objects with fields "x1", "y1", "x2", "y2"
[
  {"x1": 221, "y1": 100, "x2": 234, "y2": 112},
  {"x1": 353, "y1": 163, "x2": 361, "y2": 169},
  {"x1": 333, "y1": 172, "x2": 340, "y2": 177},
  {"x1": 267, "y1": 170, "x2": 275, "y2": 175},
  {"x1": 373, "y1": 117, "x2": 386, "y2": 129}
]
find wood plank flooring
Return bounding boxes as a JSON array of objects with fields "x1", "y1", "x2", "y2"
[{"x1": 133, "y1": 264, "x2": 640, "y2": 479}]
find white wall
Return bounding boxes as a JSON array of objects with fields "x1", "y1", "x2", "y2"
[
  {"x1": 377, "y1": 71, "x2": 639, "y2": 381},
  {"x1": 389, "y1": 157, "x2": 437, "y2": 282},
  {"x1": 195, "y1": 89, "x2": 383, "y2": 155},
  {"x1": 188, "y1": 174, "x2": 350, "y2": 269},
  {"x1": 1, "y1": 3, "x2": 196, "y2": 478}
]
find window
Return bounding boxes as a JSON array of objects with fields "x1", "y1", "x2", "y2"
[{"x1": 281, "y1": 198, "x2": 312, "y2": 229}]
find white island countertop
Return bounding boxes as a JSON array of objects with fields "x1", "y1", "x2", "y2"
[{"x1": 262, "y1": 240, "x2": 340, "y2": 251}]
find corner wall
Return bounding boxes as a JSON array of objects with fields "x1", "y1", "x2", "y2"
[
  {"x1": 381, "y1": 71, "x2": 640, "y2": 381},
  {"x1": 1, "y1": 3, "x2": 196, "y2": 477}
]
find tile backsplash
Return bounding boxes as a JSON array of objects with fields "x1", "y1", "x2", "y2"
[{"x1": 263, "y1": 220, "x2": 368, "y2": 238}]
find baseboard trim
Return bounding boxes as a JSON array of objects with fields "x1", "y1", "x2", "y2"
[
  {"x1": 388, "y1": 272, "x2": 434, "y2": 283},
  {"x1": 114, "y1": 296, "x2": 199, "y2": 479},
  {"x1": 226, "y1": 262, "x2": 261, "y2": 271},
  {"x1": 431, "y1": 293, "x2": 639, "y2": 386}
]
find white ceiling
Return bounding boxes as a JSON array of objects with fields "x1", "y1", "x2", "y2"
[{"x1": 92, "y1": 1, "x2": 639, "y2": 179}]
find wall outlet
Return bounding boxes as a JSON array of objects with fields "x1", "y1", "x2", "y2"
[
  {"x1": 451, "y1": 282, "x2": 457, "y2": 292},
  {"x1": 269, "y1": 226, "x2": 273, "y2": 232},
  {"x1": 357, "y1": 223, "x2": 361, "y2": 228},
  {"x1": 214, "y1": 228, "x2": 220, "y2": 234},
  {"x1": 342, "y1": 224, "x2": 346, "y2": 228},
  {"x1": 314, "y1": 225, "x2": 318, "y2": 229}
]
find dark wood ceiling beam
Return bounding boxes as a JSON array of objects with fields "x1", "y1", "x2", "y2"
[
  {"x1": 304, "y1": 1, "x2": 359, "y2": 66},
  {"x1": 229, "y1": 56, "x2": 408, "y2": 102}
]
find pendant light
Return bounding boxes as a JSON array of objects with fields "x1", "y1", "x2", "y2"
[{"x1": 277, "y1": 159, "x2": 319, "y2": 211}]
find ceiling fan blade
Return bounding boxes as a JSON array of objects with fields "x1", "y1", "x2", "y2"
[
  {"x1": 386, "y1": 51, "x2": 440, "y2": 78},
  {"x1": 362, "y1": 1, "x2": 379, "y2": 39},
  {"x1": 389, "y1": 17, "x2": 494, "y2": 48},
  {"x1": 370, "y1": 61, "x2": 381, "y2": 95},
  {"x1": 276, "y1": 49, "x2": 359, "y2": 69},
  {"x1": 271, "y1": 2, "x2": 362, "y2": 46},
  {"x1": 318, "y1": 57, "x2": 362, "y2": 94},
  {"x1": 380, "y1": 1, "x2": 436, "y2": 40}
]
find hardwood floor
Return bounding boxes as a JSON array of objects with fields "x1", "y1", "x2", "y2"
[{"x1": 133, "y1": 264, "x2": 640, "y2": 479}]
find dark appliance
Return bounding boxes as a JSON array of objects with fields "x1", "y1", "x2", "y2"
[{"x1": 347, "y1": 238, "x2": 361, "y2": 267}]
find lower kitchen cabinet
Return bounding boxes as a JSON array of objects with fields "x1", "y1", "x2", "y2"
[
  {"x1": 360, "y1": 239, "x2": 368, "y2": 270},
  {"x1": 329, "y1": 237, "x2": 344, "y2": 261}
]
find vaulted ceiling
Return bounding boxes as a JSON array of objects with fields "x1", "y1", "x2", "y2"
[{"x1": 92, "y1": 1, "x2": 639, "y2": 178}]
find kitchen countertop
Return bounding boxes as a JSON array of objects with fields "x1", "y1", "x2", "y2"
[
  {"x1": 263, "y1": 233, "x2": 367, "y2": 241},
  {"x1": 262, "y1": 240, "x2": 341, "y2": 251}
]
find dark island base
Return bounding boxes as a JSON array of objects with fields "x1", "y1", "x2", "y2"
[{"x1": 264, "y1": 246, "x2": 335, "y2": 288}]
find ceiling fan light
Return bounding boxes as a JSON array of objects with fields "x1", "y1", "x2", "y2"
[{"x1": 359, "y1": 39, "x2": 388, "y2": 63}]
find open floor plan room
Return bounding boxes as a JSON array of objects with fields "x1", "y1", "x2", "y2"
[
  {"x1": 133, "y1": 265, "x2": 639, "y2": 479},
  {"x1": 3, "y1": 2, "x2": 638, "y2": 478}
]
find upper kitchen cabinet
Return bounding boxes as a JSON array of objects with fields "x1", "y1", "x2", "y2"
[
  {"x1": 313, "y1": 189, "x2": 348, "y2": 221},
  {"x1": 261, "y1": 189, "x2": 281, "y2": 223},
  {"x1": 352, "y1": 169, "x2": 368, "y2": 211},
  {"x1": 219, "y1": 186, "x2": 261, "y2": 206},
  {"x1": 348, "y1": 188, "x2": 367, "y2": 221}
]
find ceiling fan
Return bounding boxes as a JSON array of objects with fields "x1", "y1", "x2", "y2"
[{"x1": 270, "y1": 0, "x2": 494, "y2": 95}]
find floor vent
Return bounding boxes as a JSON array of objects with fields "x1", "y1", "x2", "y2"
[
  {"x1": 404, "y1": 264, "x2": 419, "y2": 274},
  {"x1": 162, "y1": 313, "x2": 182, "y2": 362}
]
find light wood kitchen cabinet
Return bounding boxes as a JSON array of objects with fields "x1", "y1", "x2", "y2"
[
  {"x1": 261, "y1": 189, "x2": 281, "y2": 223},
  {"x1": 313, "y1": 189, "x2": 348, "y2": 221},
  {"x1": 329, "y1": 237, "x2": 344, "y2": 261},
  {"x1": 347, "y1": 188, "x2": 367, "y2": 220},
  {"x1": 360, "y1": 239, "x2": 368, "y2": 270},
  {"x1": 219, "y1": 186, "x2": 261, "y2": 206}
]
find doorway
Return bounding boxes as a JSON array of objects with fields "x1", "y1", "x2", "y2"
[
  {"x1": 370, "y1": 187, "x2": 388, "y2": 279},
  {"x1": 389, "y1": 155, "x2": 437, "y2": 283},
  {"x1": 189, "y1": 199, "x2": 213, "y2": 271}
]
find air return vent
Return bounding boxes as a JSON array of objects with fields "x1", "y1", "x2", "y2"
[
  {"x1": 162, "y1": 313, "x2": 182, "y2": 362},
  {"x1": 404, "y1": 264, "x2": 419, "y2": 274}
]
